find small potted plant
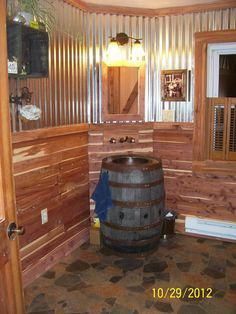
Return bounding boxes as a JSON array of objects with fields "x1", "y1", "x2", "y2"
[{"x1": 7, "y1": 0, "x2": 55, "y2": 32}]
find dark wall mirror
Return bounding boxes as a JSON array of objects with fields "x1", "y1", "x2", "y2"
[{"x1": 102, "y1": 63, "x2": 145, "y2": 121}]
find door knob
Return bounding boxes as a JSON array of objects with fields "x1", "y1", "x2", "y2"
[{"x1": 7, "y1": 222, "x2": 25, "y2": 240}]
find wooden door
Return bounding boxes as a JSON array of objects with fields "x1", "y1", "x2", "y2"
[{"x1": 0, "y1": 1, "x2": 25, "y2": 313}]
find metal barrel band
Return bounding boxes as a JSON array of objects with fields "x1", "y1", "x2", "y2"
[
  {"x1": 112, "y1": 196, "x2": 164, "y2": 208},
  {"x1": 102, "y1": 162, "x2": 162, "y2": 172},
  {"x1": 108, "y1": 178, "x2": 164, "y2": 188},
  {"x1": 102, "y1": 233, "x2": 161, "y2": 247},
  {"x1": 101, "y1": 219, "x2": 163, "y2": 231}
]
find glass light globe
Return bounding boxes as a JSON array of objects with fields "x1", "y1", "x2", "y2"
[
  {"x1": 132, "y1": 40, "x2": 145, "y2": 62},
  {"x1": 107, "y1": 39, "x2": 121, "y2": 63}
]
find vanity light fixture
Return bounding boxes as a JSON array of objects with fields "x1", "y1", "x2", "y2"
[{"x1": 106, "y1": 32, "x2": 145, "y2": 65}]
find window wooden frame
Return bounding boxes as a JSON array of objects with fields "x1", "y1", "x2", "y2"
[{"x1": 193, "y1": 30, "x2": 236, "y2": 175}]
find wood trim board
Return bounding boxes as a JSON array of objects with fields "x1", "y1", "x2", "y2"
[
  {"x1": 0, "y1": 1, "x2": 25, "y2": 312},
  {"x1": 64, "y1": 0, "x2": 236, "y2": 17},
  {"x1": 12, "y1": 124, "x2": 89, "y2": 144}
]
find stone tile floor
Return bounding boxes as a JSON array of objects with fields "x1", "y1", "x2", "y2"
[{"x1": 24, "y1": 234, "x2": 236, "y2": 314}]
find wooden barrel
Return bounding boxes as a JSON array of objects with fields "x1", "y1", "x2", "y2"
[{"x1": 100, "y1": 155, "x2": 165, "y2": 253}]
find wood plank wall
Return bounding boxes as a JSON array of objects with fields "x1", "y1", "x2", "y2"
[
  {"x1": 11, "y1": 121, "x2": 236, "y2": 287},
  {"x1": 153, "y1": 122, "x2": 236, "y2": 237},
  {"x1": 12, "y1": 125, "x2": 90, "y2": 286},
  {"x1": 88, "y1": 123, "x2": 154, "y2": 211}
]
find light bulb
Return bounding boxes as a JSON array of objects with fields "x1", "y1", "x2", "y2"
[
  {"x1": 132, "y1": 40, "x2": 145, "y2": 61},
  {"x1": 107, "y1": 38, "x2": 121, "y2": 63}
]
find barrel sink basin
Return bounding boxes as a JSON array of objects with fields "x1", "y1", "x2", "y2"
[
  {"x1": 113, "y1": 156, "x2": 148, "y2": 165},
  {"x1": 102, "y1": 154, "x2": 161, "y2": 171}
]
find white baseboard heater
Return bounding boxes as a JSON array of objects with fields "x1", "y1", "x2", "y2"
[{"x1": 185, "y1": 216, "x2": 236, "y2": 240}]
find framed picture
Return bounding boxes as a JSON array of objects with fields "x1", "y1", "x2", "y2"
[{"x1": 161, "y1": 69, "x2": 187, "y2": 101}]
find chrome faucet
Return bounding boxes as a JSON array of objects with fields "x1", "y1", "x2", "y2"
[
  {"x1": 119, "y1": 136, "x2": 135, "y2": 143},
  {"x1": 109, "y1": 136, "x2": 135, "y2": 144},
  {"x1": 119, "y1": 136, "x2": 128, "y2": 143}
]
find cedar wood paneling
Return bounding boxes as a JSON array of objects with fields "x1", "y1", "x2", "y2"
[
  {"x1": 12, "y1": 122, "x2": 236, "y2": 286},
  {"x1": 153, "y1": 123, "x2": 236, "y2": 237},
  {"x1": 12, "y1": 125, "x2": 90, "y2": 286}
]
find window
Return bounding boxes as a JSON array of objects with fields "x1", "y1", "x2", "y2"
[
  {"x1": 219, "y1": 55, "x2": 236, "y2": 97},
  {"x1": 207, "y1": 42, "x2": 236, "y2": 97}
]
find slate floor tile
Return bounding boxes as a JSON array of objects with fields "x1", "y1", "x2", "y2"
[{"x1": 24, "y1": 234, "x2": 236, "y2": 314}]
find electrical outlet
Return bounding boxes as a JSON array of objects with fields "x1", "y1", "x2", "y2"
[
  {"x1": 41, "y1": 208, "x2": 48, "y2": 224},
  {"x1": 163, "y1": 110, "x2": 175, "y2": 122}
]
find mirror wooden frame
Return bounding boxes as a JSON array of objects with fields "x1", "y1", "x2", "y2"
[{"x1": 102, "y1": 63, "x2": 145, "y2": 122}]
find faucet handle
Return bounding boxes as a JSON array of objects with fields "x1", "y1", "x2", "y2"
[
  {"x1": 128, "y1": 137, "x2": 135, "y2": 143},
  {"x1": 109, "y1": 137, "x2": 116, "y2": 144}
]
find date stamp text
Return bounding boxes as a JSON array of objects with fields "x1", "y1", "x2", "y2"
[{"x1": 152, "y1": 287, "x2": 213, "y2": 299}]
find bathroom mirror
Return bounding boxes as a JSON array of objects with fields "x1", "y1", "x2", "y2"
[{"x1": 102, "y1": 63, "x2": 145, "y2": 121}]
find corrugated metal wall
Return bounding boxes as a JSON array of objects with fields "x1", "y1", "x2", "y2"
[
  {"x1": 87, "y1": 8, "x2": 236, "y2": 123},
  {"x1": 9, "y1": 0, "x2": 89, "y2": 131},
  {"x1": 9, "y1": 1, "x2": 236, "y2": 131}
]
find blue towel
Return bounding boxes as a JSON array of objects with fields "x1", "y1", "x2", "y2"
[{"x1": 91, "y1": 172, "x2": 112, "y2": 222}]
